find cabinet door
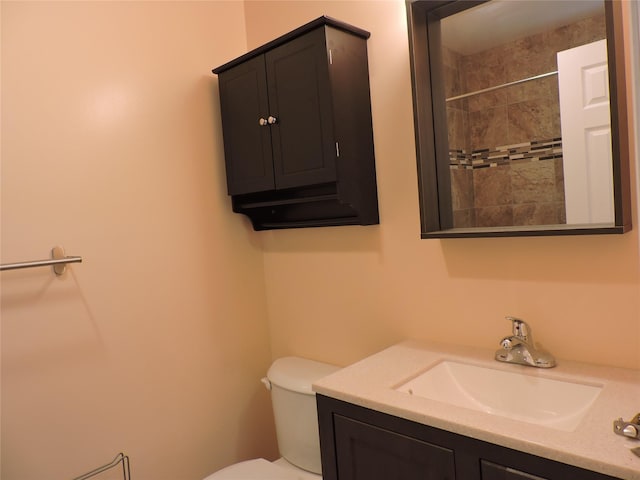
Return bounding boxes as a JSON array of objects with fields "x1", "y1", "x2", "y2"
[
  {"x1": 480, "y1": 459, "x2": 618, "y2": 480},
  {"x1": 334, "y1": 414, "x2": 456, "y2": 480},
  {"x1": 481, "y1": 461, "x2": 549, "y2": 480},
  {"x1": 218, "y1": 55, "x2": 275, "y2": 195},
  {"x1": 266, "y1": 27, "x2": 337, "y2": 190}
]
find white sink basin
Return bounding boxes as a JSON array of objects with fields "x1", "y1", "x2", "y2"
[{"x1": 395, "y1": 361, "x2": 602, "y2": 431}]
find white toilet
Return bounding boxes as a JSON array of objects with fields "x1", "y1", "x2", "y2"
[{"x1": 204, "y1": 357, "x2": 340, "y2": 480}]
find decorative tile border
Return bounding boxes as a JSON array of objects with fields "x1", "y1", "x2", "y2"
[{"x1": 450, "y1": 138, "x2": 563, "y2": 169}]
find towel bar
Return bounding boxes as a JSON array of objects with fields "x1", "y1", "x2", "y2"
[{"x1": 0, "y1": 246, "x2": 82, "y2": 275}]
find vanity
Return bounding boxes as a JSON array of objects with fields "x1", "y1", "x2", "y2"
[{"x1": 314, "y1": 341, "x2": 640, "y2": 479}]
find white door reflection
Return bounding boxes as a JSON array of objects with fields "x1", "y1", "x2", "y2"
[{"x1": 558, "y1": 39, "x2": 614, "y2": 225}]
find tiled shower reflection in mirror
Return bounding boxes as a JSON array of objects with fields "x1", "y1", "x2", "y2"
[{"x1": 441, "y1": 1, "x2": 610, "y2": 229}]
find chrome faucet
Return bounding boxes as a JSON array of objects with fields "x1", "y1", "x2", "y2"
[{"x1": 495, "y1": 316, "x2": 556, "y2": 368}]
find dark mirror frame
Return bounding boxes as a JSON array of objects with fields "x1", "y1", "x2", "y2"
[{"x1": 406, "y1": 0, "x2": 632, "y2": 238}]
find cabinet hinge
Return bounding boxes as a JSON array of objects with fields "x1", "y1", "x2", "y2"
[{"x1": 335, "y1": 142, "x2": 340, "y2": 158}]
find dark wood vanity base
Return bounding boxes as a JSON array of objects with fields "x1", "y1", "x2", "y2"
[{"x1": 317, "y1": 394, "x2": 620, "y2": 480}]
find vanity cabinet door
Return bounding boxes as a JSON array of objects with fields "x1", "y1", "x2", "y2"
[
  {"x1": 333, "y1": 414, "x2": 456, "y2": 480},
  {"x1": 481, "y1": 460, "x2": 548, "y2": 480},
  {"x1": 478, "y1": 458, "x2": 619, "y2": 480}
]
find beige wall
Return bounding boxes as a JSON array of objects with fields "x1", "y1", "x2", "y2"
[
  {"x1": 245, "y1": 1, "x2": 640, "y2": 370},
  {"x1": 1, "y1": 2, "x2": 277, "y2": 479}
]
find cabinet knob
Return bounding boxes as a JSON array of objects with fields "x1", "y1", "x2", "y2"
[
  {"x1": 258, "y1": 118, "x2": 268, "y2": 126},
  {"x1": 267, "y1": 115, "x2": 278, "y2": 125}
]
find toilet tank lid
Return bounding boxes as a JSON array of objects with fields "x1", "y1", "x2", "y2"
[{"x1": 267, "y1": 357, "x2": 340, "y2": 394}]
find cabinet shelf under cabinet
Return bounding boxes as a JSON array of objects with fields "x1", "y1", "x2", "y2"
[{"x1": 212, "y1": 16, "x2": 379, "y2": 230}]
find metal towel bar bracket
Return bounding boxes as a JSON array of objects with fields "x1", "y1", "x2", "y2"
[
  {"x1": 0, "y1": 246, "x2": 82, "y2": 275},
  {"x1": 72, "y1": 452, "x2": 131, "y2": 480}
]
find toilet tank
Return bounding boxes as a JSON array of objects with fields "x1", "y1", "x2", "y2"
[{"x1": 266, "y1": 357, "x2": 340, "y2": 474}]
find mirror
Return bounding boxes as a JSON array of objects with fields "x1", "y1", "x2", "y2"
[{"x1": 406, "y1": 0, "x2": 632, "y2": 238}]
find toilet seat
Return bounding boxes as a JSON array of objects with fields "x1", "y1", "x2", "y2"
[{"x1": 204, "y1": 458, "x2": 321, "y2": 480}]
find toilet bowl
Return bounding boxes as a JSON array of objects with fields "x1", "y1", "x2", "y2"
[
  {"x1": 203, "y1": 458, "x2": 320, "y2": 479},
  {"x1": 204, "y1": 357, "x2": 340, "y2": 479}
]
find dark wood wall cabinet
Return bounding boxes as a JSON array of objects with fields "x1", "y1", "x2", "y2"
[
  {"x1": 317, "y1": 395, "x2": 621, "y2": 480},
  {"x1": 212, "y1": 17, "x2": 378, "y2": 230}
]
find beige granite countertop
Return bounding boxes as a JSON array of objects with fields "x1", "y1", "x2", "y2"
[{"x1": 313, "y1": 340, "x2": 640, "y2": 479}]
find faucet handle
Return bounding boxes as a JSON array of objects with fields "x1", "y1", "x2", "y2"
[{"x1": 506, "y1": 316, "x2": 530, "y2": 342}]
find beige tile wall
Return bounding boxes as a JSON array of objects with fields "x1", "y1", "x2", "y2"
[{"x1": 448, "y1": 14, "x2": 606, "y2": 227}]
